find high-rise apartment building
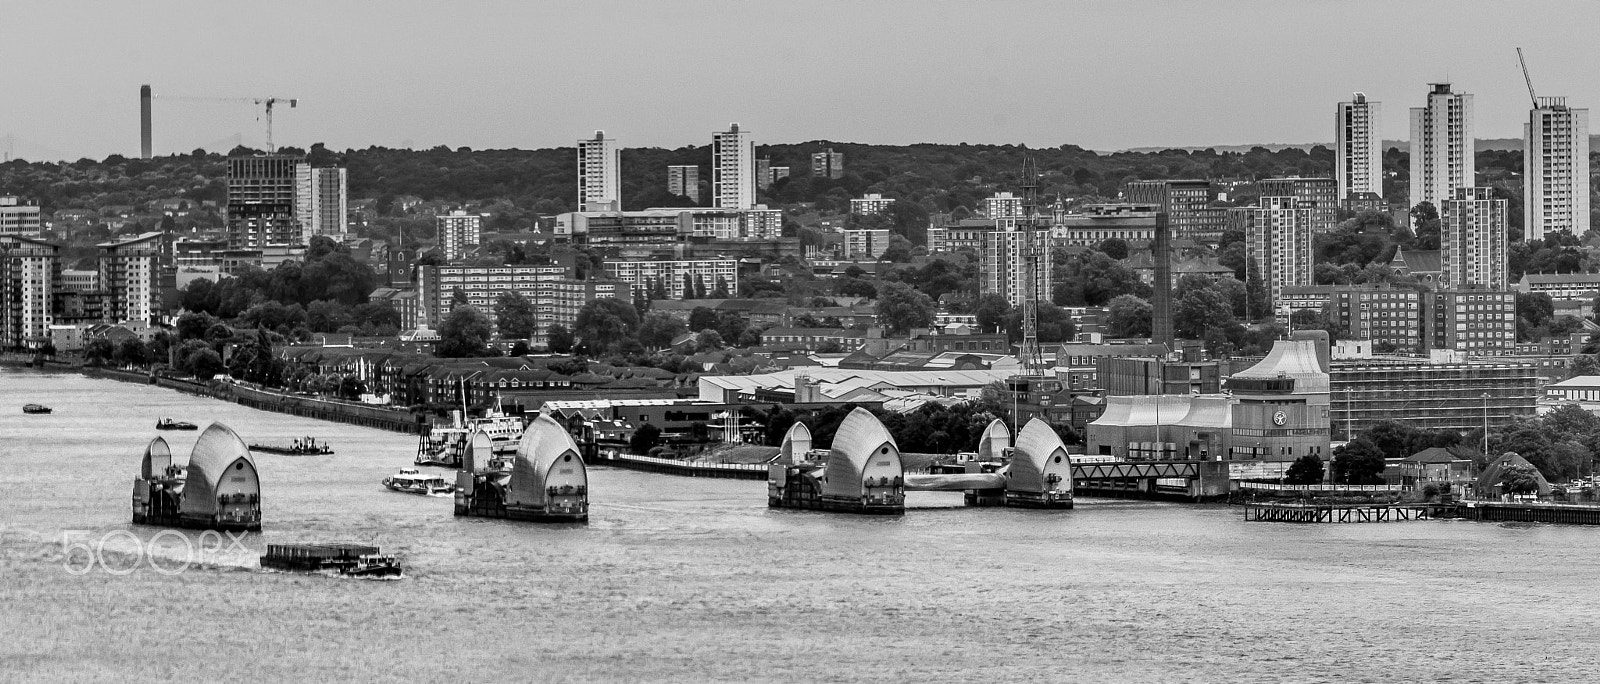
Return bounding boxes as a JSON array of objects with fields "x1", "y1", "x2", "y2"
[
  {"x1": 98, "y1": 232, "x2": 162, "y2": 325},
  {"x1": 1238, "y1": 196, "x2": 1313, "y2": 307},
  {"x1": 437, "y1": 211, "x2": 482, "y2": 261},
  {"x1": 1523, "y1": 96, "x2": 1590, "y2": 241},
  {"x1": 850, "y1": 193, "x2": 896, "y2": 215},
  {"x1": 667, "y1": 165, "x2": 700, "y2": 203},
  {"x1": 0, "y1": 235, "x2": 57, "y2": 349},
  {"x1": 294, "y1": 164, "x2": 348, "y2": 243},
  {"x1": 980, "y1": 222, "x2": 1052, "y2": 308},
  {"x1": 756, "y1": 158, "x2": 773, "y2": 191},
  {"x1": 1441, "y1": 187, "x2": 1508, "y2": 290},
  {"x1": 227, "y1": 154, "x2": 304, "y2": 250},
  {"x1": 712, "y1": 123, "x2": 755, "y2": 210},
  {"x1": 0, "y1": 197, "x2": 43, "y2": 237},
  {"x1": 1256, "y1": 178, "x2": 1338, "y2": 233},
  {"x1": 1125, "y1": 180, "x2": 1228, "y2": 242},
  {"x1": 578, "y1": 131, "x2": 621, "y2": 211},
  {"x1": 1409, "y1": 83, "x2": 1474, "y2": 207},
  {"x1": 1335, "y1": 93, "x2": 1383, "y2": 201},
  {"x1": 983, "y1": 192, "x2": 1024, "y2": 219},
  {"x1": 812, "y1": 148, "x2": 844, "y2": 179}
]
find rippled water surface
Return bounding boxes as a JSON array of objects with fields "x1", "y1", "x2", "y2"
[{"x1": 2, "y1": 368, "x2": 1598, "y2": 682}]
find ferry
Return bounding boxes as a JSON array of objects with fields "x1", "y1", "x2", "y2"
[
  {"x1": 384, "y1": 467, "x2": 454, "y2": 495},
  {"x1": 415, "y1": 409, "x2": 523, "y2": 468},
  {"x1": 155, "y1": 418, "x2": 199, "y2": 431},
  {"x1": 22, "y1": 404, "x2": 51, "y2": 414},
  {"x1": 260, "y1": 543, "x2": 403, "y2": 579}
]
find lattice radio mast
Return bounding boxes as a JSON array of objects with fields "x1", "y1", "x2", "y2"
[{"x1": 1018, "y1": 157, "x2": 1046, "y2": 376}]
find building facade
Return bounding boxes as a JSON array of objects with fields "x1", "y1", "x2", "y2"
[
  {"x1": 1409, "y1": 83, "x2": 1474, "y2": 207},
  {"x1": 1440, "y1": 187, "x2": 1508, "y2": 290},
  {"x1": 983, "y1": 192, "x2": 1024, "y2": 219},
  {"x1": 1050, "y1": 203, "x2": 1158, "y2": 246},
  {"x1": 1335, "y1": 93, "x2": 1383, "y2": 201},
  {"x1": 980, "y1": 223, "x2": 1052, "y2": 308},
  {"x1": 1125, "y1": 180, "x2": 1227, "y2": 242},
  {"x1": 294, "y1": 164, "x2": 348, "y2": 242},
  {"x1": 0, "y1": 197, "x2": 43, "y2": 236},
  {"x1": 0, "y1": 235, "x2": 57, "y2": 349},
  {"x1": 1256, "y1": 177, "x2": 1338, "y2": 233},
  {"x1": 712, "y1": 123, "x2": 755, "y2": 210},
  {"x1": 98, "y1": 232, "x2": 162, "y2": 326},
  {"x1": 437, "y1": 211, "x2": 482, "y2": 261},
  {"x1": 1239, "y1": 196, "x2": 1313, "y2": 307},
  {"x1": 227, "y1": 154, "x2": 303, "y2": 249},
  {"x1": 667, "y1": 165, "x2": 700, "y2": 203},
  {"x1": 1523, "y1": 97, "x2": 1590, "y2": 241},
  {"x1": 1427, "y1": 288, "x2": 1516, "y2": 356},
  {"x1": 1330, "y1": 360, "x2": 1536, "y2": 438},
  {"x1": 578, "y1": 130, "x2": 622, "y2": 211},
  {"x1": 812, "y1": 148, "x2": 843, "y2": 178},
  {"x1": 416, "y1": 264, "x2": 628, "y2": 346},
  {"x1": 850, "y1": 193, "x2": 896, "y2": 215},
  {"x1": 841, "y1": 228, "x2": 890, "y2": 259},
  {"x1": 602, "y1": 259, "x2": 739, "y2": 300}
]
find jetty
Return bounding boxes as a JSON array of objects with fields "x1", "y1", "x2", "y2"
[
  {"x1": 1242, "y1": 502, "x2": 1431, "y2": 523},
  {"x1": 132, "y1": 424, "x2": 262, "y2": 531}
]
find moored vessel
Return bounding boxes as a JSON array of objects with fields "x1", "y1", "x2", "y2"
[
  {"x1": 155, "y1": 418, "x2": 198, "y2": 430},
  {"x1": 249, "y1": 437, "x2": 334, "y2": 455},
  {"x1": 415, "y1": 409, "x2": 522, "y2": 468}
]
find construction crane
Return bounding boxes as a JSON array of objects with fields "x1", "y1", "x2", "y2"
[
  {"x1": 157, "y1": 93, "x2": 299, "y2": 152},
  {"x1": 1516, "y1": 47, "x2": 1538, "y2": 108},
  {"x1": 1017, "y1": 156, "x2": 1046, "y2": 378}
]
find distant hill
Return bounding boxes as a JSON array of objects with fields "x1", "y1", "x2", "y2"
[{"x1": 1123, "y1": 135, "x2": 1600, "y2": 154}]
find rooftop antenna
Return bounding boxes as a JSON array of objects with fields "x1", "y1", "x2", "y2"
[{"x1": 1516, "y1": 47, "x2": 1538, "y2": 108}]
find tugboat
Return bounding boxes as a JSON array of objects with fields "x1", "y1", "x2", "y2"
[
  {"x1": 383, "y1": 467, "x2": 454, "y2": 495},
  {"x1": 249, "y1": 437, "x2": 334, "y2": 456},
  {"x1": 415, "y1": 409, "x2": 523, "y2": 468},
  {"x1": 260, "y1": 543, "x2": 403, "y2": 579},
  {"x1": 155, "y1": 418, "x2": 199, "y2": 431},
  {"x1": 22, "y1": 404, "x2": 51, "y2": 414}
]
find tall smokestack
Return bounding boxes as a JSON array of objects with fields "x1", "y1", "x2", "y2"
[
  {"x1": 1151, "y1": 211, "x2": 1174, "y2": 350},
  {"x1": 140, "y1": 85, "x2": 152, "y2": 159}
]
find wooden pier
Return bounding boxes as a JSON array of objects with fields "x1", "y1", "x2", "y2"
[{"x1": 1242, "y1": 502, "x2": 1431, "y2": 523}]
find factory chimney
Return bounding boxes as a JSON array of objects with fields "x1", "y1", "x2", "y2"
[{"x1": 140, "y1": 84, "x2": 152, "y2": 159}]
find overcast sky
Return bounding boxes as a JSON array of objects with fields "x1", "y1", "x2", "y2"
[{"x1": 1, "y1": 0, "x2": 1595, "y2": 160}]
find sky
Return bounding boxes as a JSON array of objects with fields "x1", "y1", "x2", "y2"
[{"x1": 2, "y1": 0, "x2": 1597, "y2": 161}]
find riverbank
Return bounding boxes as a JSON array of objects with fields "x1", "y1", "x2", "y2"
[{"x1": 0, "y1": 356, "x2": 424, "y2": 434}]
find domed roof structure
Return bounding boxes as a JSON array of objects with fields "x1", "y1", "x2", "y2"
[
  {"x1": 777, "y1": 422, "x2": 812, "y2": 465},
  {"x1": 823, "y1": 407, "x2": 901, "y2": 499},
  {"x1": 976, "y1": 419, "x2": 1011, "y2": 462},
  {"x1": 140, "y1": 436, "x2": 172, "y2": 479},
  {"x1": 182, "y1": 423, "x2": 257, "y2": 516},
  {"x1": 1475, "y1": 452, "x2": 1552, "y2": 497},
  {"x1": 509, "y1": 415, "x2": 585, "y2": 507},
  {"x1": 464, "y1": 428, "x2": 496, "y2": 473},
  {"x1": 1007, "y1": 419, "x2": 1072, "y2": 495}
]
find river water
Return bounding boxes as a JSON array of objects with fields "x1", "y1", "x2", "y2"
[{"x1": 1, "y1": 367, "x2": 1597, "y2": 682}]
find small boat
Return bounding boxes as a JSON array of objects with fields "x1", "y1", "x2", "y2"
[
  {"x1": 22, "y1": 404, "x2": 51, "y2": 414},
  {"x1": 260, "y1": 543, "x2": 403, "y2": 579},
  {"x1": 156, "y1": 418, "x2": 198, "y2": 431},
  {"x1": 249, "y1": 438, "x2": 334, "y2": 456},
  {"x1": 383, "y1": 467, "x2": 454, "y2": 495}
]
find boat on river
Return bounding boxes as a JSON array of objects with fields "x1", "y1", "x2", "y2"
[
  {"x1": 22, "y1": 404, "x2": 51, "y2": 414},
  {"x1": 155, "y1": 418, "x2": 198, "y2": 431},
  {"x1": 260, "y1": 543, "x2": 403, "y2": 579},
  {"x1": 415, "y1": 409, "x2": 522, "y2": 468},
  {"x1": 384, "y1": 467, "x2": 454, "y2": 495},
  {"x1": 249, "y1": 438, "x2": 334, "y2": 456}
]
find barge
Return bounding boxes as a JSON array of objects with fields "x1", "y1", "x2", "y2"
[
  {"x1": 155, "y1": 418, "x2": 198, "y2": 431},
  {"x1": 455, "y1": 416, "x2": 588, "y2": 523},
  {"x1": 260, "y1": 543, "x2": 402, "y2": 579},
  {"x1": 132, "y1": 424, "x2": 261, "y2": 532},
  {"x1": 22, "y1": 403, "x2": 51, "y2": 414},
  {"x1": 249, "y1": 438, "x2": 333, "y2": 456}
]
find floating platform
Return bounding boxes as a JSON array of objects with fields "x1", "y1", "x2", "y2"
[
  {"x1": 1242, "y1": 502, "x2": 1430, "y2": 523},
  {"x1": 260, "y1": 544, "x2": 402, "y2": 578}
]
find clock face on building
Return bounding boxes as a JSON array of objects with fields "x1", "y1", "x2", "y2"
[{"x1": 1272, "y1": 410, "x2": 1287, "y2": 426}]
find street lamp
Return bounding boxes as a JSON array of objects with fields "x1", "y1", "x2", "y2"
[{"x1": 1481, "y1": 392, "x2": 1489, "y2": 458}]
